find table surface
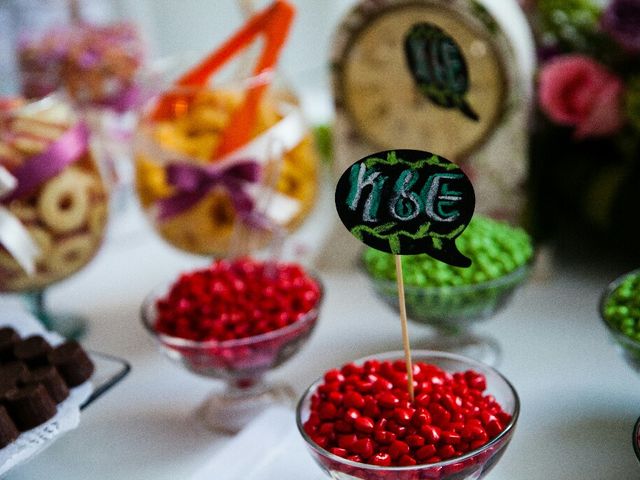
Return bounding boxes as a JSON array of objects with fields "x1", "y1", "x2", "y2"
[{"x1": 4, "y1": 179, "x2": 640, "y2": 479}]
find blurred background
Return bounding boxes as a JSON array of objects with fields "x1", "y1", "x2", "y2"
[
  {"x1": 1, "y1": 0, "x2": 639, "y2": 261},
  {"x1": 0, "y1": 0, "x2": 356, "y2": 97}
]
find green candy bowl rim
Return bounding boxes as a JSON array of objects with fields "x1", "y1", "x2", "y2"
[{"x1": 363, "y1": 256, "x2": 534, "y2": 296}]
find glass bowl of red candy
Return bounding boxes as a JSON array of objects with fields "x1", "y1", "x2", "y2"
[
  {"x1": 634, "y1": 416, "x2": 640, "y2": 464},
  {"x1": 141, "y1": 257, "x2": 322, "y2": 432},
  {"x1": 297, "y1": 350, "x2": 518, "y2": 480}
]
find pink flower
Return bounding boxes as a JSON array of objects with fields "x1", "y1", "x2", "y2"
[{"x1": 538, "y1": 55, "x2": 624, "y2": 139}]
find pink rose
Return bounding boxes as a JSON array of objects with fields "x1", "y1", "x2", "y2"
[{"x1": 538, "y1": 55, "x2": 624, "y2": 139}]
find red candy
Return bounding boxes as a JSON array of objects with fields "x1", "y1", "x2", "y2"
[
  {"x1": 154, "y1": 258, "x2": 321, "y2": 341},
  {"x1": 304, "y1": 360, "x2": 511, "y2": 468}
]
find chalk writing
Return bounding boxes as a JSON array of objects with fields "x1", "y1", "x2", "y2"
[
  {"x1": 405, "y1": 22, "x2": 479, "y2": 122},
  {"x1": 336, "y1": 150, "x2": 475, "y2": 267}
]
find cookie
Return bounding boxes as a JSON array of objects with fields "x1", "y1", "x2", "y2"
[
  {"x1": 46, "y1": 233, "x2": 96, "y2": 277},
  {"x1": 37, "y1": 168, "x2": 90, "y2": 234}
]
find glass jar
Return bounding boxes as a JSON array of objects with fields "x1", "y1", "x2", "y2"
[
  {"x1": 0, "y1": 95, "x2": 109, "y2": 292},
  {"x1": 134, "y1": 70, "x2": 320, "y2": 257}
]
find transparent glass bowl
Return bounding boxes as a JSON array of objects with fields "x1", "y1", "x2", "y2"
[
  {"x1": 296, "y1": 350, "x2": 519, "y2": 480},
  {"x1": 368, "y1": 263, "x2": 530, "y2": 325},
  {"x1": 141, "y1": 277, "x2": 323, "y2": 433},
  {"x1": 367, "y1": 263, "x2": 531, "y2": 365},
  {"x1": 634, "y1": 415, "x2": 640, "y2": 464},
  {"x1": 133, "y1": 65, "x2": 320, "y2": 257},
  {"x1": 0, "y1": 96, "x2": 109, "y2": 292},
  {"x1": 599, "y1": 269, "x2": 640, "y2": 373},
  {"x1": 0, "y1": 94, "x2": 110, "y2": 338}
]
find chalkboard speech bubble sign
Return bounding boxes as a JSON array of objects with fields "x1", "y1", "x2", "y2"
[
  {"x1": 404, "y1": 22, "x2": 479, "y2": 122},
  {"x1": 335, "y1": 150, "x2": 475, "y2": 267}
]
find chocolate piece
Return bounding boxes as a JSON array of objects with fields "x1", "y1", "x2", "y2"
[
  {"x1": 0, "y1": 383, "x2": 17, "y2": 403},
  {"x1": 48, "y1": 340, "x2": 94, "y2": 387},
  {"x1": 0, "y1": 361, "x2": 28, "y2": 386},
  {"x1": 13, "y1": 335, "x2": 52, "y2": 367},
  {"x1": 0, "y1": 405, "x2": 19, "y2": 447},
  {"x1": 5, "y1": 384, "x2": 57, "y2": 431},
  {"x1": 22, "y1": 366, "x2": 69, "y2": 404},
  {"x1": 0, "y1": 327, "x2": 19, "y2": 361}
]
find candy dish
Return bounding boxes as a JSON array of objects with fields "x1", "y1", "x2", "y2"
[
  {"x1": 634, "y1": 415, "x2": 640, "y2": 464},
  {"x1": 80, "y1": 351, "x2": 131, "y2": 411},
  {"x1": 140, "y1": 267, "x2": 323, "y2": 433},
  {"x1": 369, "y1": 261, "x2": 530, "y2": 325},
  {"x1": 0, "y1": 313, "x2": 130, "y2": 477},
  {"x1": 0, "y1": 351, "x2": 130, "y2": 477},
  {"x1": 367, "y1": 262, "x2": 530, "y2": 366},
  {"x1": 18, "y1": 22, "x2": 145, "y2": 108},
  {"x1": 599, "y1": 269, "x2": 640, "y2": 373},
  {"x1": 134, "y1": 1, "x2": 318, "y2": 258},
  {"x1": 134, "y1": 76, "x2": 319, "y2": 257},
  {"x1": 363, "y1": 216, "x2": 533, "y2": 365},
  {"x1": 296, "y1": 350, "x2": 519, "y2": 480}
]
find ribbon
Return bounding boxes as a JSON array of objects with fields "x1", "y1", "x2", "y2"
[
  {"x1": 157, "y1": 160, "x2": 261, "y2": 224},
  {"x1": 153, "y1": 104, "x2": 306, "y2": 227},
  {"x1": 0, "y1": 167, "x2": 40, "y2": 275},
  {"x1": 217, "y1": 105, "x2": 307, "y2": 165},
  {"x1": 94, "y1": 84, "x2": 143, "y2": 114},
  {"x1": 0, "y1": 122, "x2": 90, "y2": 203}
]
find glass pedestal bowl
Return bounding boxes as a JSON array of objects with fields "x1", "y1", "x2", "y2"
[
  {"x1": 296, "y1": 350, "x2": 519, "y2": 480},
  {"x1": 367, "y1": 263, "x2": 531, "y2": 366},
  {"x1": 634, "y1": 415, "x2": 640, "y2": 464},
  {"x1": 599, "y1": 269, "x2": 640, "y2": 372},
  {"x1": 141, "y1": 279, "x2": 322, "y2": 433}
]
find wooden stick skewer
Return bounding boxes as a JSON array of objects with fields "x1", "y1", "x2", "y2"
[{"x1": 395, "y1": 255, "x2": 415, "y2": 401}]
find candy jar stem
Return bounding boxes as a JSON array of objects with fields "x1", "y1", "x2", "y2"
[
  {"x1": 420, "y1": 324, "x2": 501, "y2": 366},
  {"x1": 432, "y1": 323, "x2": 464, "y2": 337},
  {"x1": 226, "y1": 375, "x2": 268, "y2": 395},
  {"x1": 197, "y1": 375, "x2": 295, "y2": 433},
  {"x1": 22, "y1": 289, "x2": 86, "y2": 339},
  {"x1": 23, "y1": 290, "x2": 52, "y2": 329}
]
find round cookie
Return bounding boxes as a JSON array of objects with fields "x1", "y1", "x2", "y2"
[
  {"x1": 37, "y1": 168, "x2": 90, "y2": 234},
  {"x1": 46, "y1": 233, "x2": 97, "y2": 279},
  {"x1": 9, "y1": 202, "x2": 39, "y2": 223},
  {"x1": 87, "y1": 201, "x2": 108, "y2": 238}
]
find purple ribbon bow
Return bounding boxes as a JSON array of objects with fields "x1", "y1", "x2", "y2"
[
  {"x1": 157, "y1": 159, "x2": 263, "y2": 225},
  {"x1": 96, "y1": 85, "x2": 143, "y2": 114},
  {"x1": 1, "y1": 122, "x2": 90, "y2": 203}
]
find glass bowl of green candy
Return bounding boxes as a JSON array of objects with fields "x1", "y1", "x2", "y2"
[
  {"x1": 363, "y1": 215, "x2": 533, "y2": 365},
  {"x1": 600, "y1": 269, "x2": 640, "y2": 372}
]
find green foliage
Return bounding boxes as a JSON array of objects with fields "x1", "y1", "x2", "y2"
[
  {"x1": 313, "y1": 124, "x2": 332, "y2": 164},
  {"x1": 537, "y1": 0, "x2": 601, "y2": 39}
]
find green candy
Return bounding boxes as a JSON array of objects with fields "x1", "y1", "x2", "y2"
[
  {"x1": 363, "y1": 215, "x2": 534, "y2": 323},
  {"x1": 603, "y1": 272, "x2": 640, "y2": 344},
  {"x1": 364, "y1": 215, "x2": 534, "y2": 287}
]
